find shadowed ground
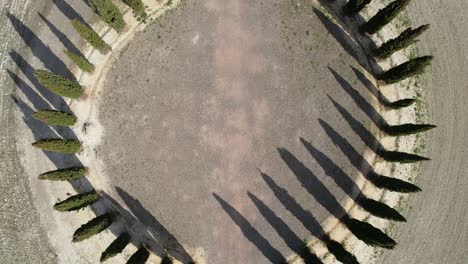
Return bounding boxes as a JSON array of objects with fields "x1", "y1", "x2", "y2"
[{"x1": 98, "y1": 0, "x2": 374, "y2": 263}]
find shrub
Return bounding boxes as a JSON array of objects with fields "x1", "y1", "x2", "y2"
[
  {"x1": 323, "y1": 237, "x2": 359, "y2": 264},
  {"x1": 358, "y1": 197, "x2": 406, "y2": 221},
  {"x1": 385, "y1": 98, "x2": 416, "y2": 109},
  {"x1": 342, "y1": 0, "x2": 372, "y2": 16},
  {"x1": 34, "y1": 70, "x2": 83, "y2": 98},
  {"x1": 372, "y1": 25, "x2": 430, "y2": 59},
  {"x1": 122, "y1": 0, "x2": 144, "y2": 15},
  {"x1": 372, "y1": 175, "x2": 421, "y2": 193},
  {"x1": 72, "y1": 213, "x2": 113, "y2": 242},
  {"x1": 39, "y1": 166, "x2": 87, "y2": 181},
  {"x1": 378, "y1": 56, "x2": 433, "y2": 84},
  {"x1": 71, "y1": 19, "x2": 111, "y2": 53},
  {"x1": 343, "y1": 217, "x2": 396, "y2": 249},
  {"x1": 64, "y1": 50, "x2": 95, "y2": 72},
  {"x1": 89, "y1": 0, "x2": 126, "y2": 32},
  {"x1": 54, "y1": 191, "x2": 100, "y2": 211},
  {"x1": 126, "y1": 247, "x2": 150, "y2": 264},
  {"x1": 100, "y1": 232, "x2": 131, "y2": 262},
  {"x1": 379, "y1": 150, "x2": 430, "y2": 163},
  {"x1": 383, "y1": 123, "x2": 436, "y2": 136},
  {"x1": 33, "y1": 109, "x2": 77, "y2": 126},
  {"x1": 360, "y1": 0, "x2": 412, "y2": 34},
  {"x1": 32, "y1": 139, "x2": 82, "y2": 154}
]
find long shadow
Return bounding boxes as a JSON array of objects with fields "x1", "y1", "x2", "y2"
[
  {"x1": 278, "y1": 148, "x2": 346, "y2": 219},
  {"x1": 116, "y1": 187, "x2": 194, "y2": 264},
  {"x1": 247, "y1": 192, "x2": 323, "y2": 264},
  {"x1": 213, "y1": 193, "x2": 286, "y2": 264},
  {"x1": 258, "y1": 171, "x2": 359, "y2": 264},
  {"x1": 7, "y1": 13, "x2": 75, "y2": 79},
  {"x1": 53, "y1": 0, "x2": 90, "y2": 26},
  {"x1": 38, "y1": 12, "x2": 84, "y2": 57}
]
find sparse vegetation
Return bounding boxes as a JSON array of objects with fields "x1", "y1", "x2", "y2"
[
  {"x1": 100, "y1": 233, "x2": 131, "y2": 262},
  {"x1": 126, "y1": 246, "x2": 150, "y2": 264},
  {"x1": 342, "y1": 0, "x2": 372, "y2": 16},
  {"x1": 32, "y1": 109, "x2": 77, "y2": 126},
  {"x1": 378, "y1": 56, "x2": 433, "y2": 84},
  {"x1": 358, "y1": 197, "x2": 406, "y2": 221},
  {"x1": 383, "y1": 123, "x2": 437, "y2": 136},
  {"x1": 39, "y1": 167, "x2": 87, "y2": 181},
  {"x1": 64, "y1": 50, "x2": 95, "y2": 72},
  {"x1": 32, "y1": 139, "x2": 81, "y2": 154},
  {"x1": 379, "y1": 150, "x2": 430, "y2": 163},
  {"x1": 360, "y1": 0, "x2": 413, "y2": 34},
  {"x1": 343, "y1": 217, "x2": 396, "y2": 249},
  {"x1": 71, "y1": 19, "x2": 111, "y2": 53},
  {"x1": 372, "y1": 25, "x2": 430, "y2": 59},
  {"x1": 72, "y1": 213, "x2": 113, "y2": 242},
  {"x1": 89, "y1": 0, "x2": 126, "y2": 32},
  {"x1": 34, "y1": 70, "x2": 83, "y2": 98},
  {"x1": 54, "y1": 191, "x2": 100, "y2": 211},
  {"x1": 372, "y1": 175, "x2": 422, "y2": 193}
]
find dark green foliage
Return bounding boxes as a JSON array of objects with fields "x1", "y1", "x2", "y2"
[
  {"x1": 34, "y1": 70, "x2": 83, "y2": 98},
  {"x1": 160, "y1": 255, "x2": 174, "y2": 264},
  {"x1": 298, "y1": 246, "x2": 322, "y2": 264},
  {"x1": 122, "y1": 0, "x2": 144, "y2": 15},
  {"x1": 64, "y1": 50, "x2": 95, "y2": 72},
  {"x1": 343, "y1": 217, "x2": 396, "y2": 249},
  {"x1": 54, "y1": 191, "x2": 100, "y2": 211},
  {"x1": 32, "y1": 139, "x2": 82, "y2": 154},
  {"x1": 383, "y1": 123, "x2": 436, "y2": 136},
  {"x1": 71, "y1": 19, "x2": 111, "y2": 53},
  {"x1": 73, "y1": 213, "x2": 113, "y2": 242},
  {"x1": 358, "y1": 197, "x2": 406, "y2": 221},
  {"x1": 378, "y1": 56, "x2": 433, "y2": 84},
  {"x1": 33, "y1": 109, "x2": 77, "y2": 126},
  {"x1": 323, "y1": 238, "x2": 359, "y2": 264},
  {"x1": 372, "y1": 25, "x2": 430, "y2": 59},
  {"x1": 385, "y1": 98, "x2": 416, "y2": 109},
  {"x1": 360, "y1": 0, "x2": 412, "y2": 34},
  {"x1": 100, "y1": 233, "x2": 131, "y2": 262},
  {"x1": 379, "y1": 150, "x2": 430, "y2": 163},
  {"x1": 39, "y1": 167, "x2": 87, "y2": 181},
  {"x1": 90, "y1": 0, "x2": 126, "y2": 32},
  {"x1": 127, "y1": 247, "x2": 149, "y2": 264},
  {"x1": 372, "y1": 175, "x2": 421, "y2": 193},
  {"x1": 342, "y1": 0, "x2": 372, "y2": 16}
]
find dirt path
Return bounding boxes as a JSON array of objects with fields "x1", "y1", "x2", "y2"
[{"x1": 378, "y1": 1, "x2": 468, "y2": 264}]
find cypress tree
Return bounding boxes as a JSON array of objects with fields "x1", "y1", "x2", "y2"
[
  {"x1": 360, "y1": 0, "x2": 412, "y2": 34},
  {"x1": 160, "y1": 255, "x2": 174, "y2": 264},
  {"x1": 32, "y1": 139, "x2": 82, "y2": 154},
  {"x1": 357, "y1": 197, "x2": 406, "y2": 221},
  {"x1": 89, "y1": 0, "x2": 126, "y2": 32},
  {"x1": 372, "y1": 25, "x2": 430, "y2": 59},
  {"x1": 39, "y1": 166, "x2": 87, "y2": 181},
  {"x1": 126, "y1": 247, "x2": 150, "y2": 264},
  {"x1": 64, "y1": 50, "x2": 95, "y2": 72},
  {"x1": 383, "y1": 123, "x2": 436, "y2": 136},
  {"x1": 73, "y1": 213, "x2": 113, "y2": 242},
  {"x1": 54, "y1": 191, "x2": 100, "y2": 211},
  {"x1": 71, "y1": 19, "x2": 111, "y2": 53},
  {"x1": 342, "y1": 0, "x2": 372, "y2": 16},
  {"x1": 33, "y1": 109, "x2": 77, "y2": 126},
  {"x1": 372, "y1": 175, "x2": 421, "y2": 193},
  {"x1": 100, "y1": 233, "x2": 131, "y2": 262},
  {"x1": 378, "y1": 56, "x2": 433, "y2": 84},
  {"x1": 34, "y1": 70, "x2": 83, "y2": 98},
  {"x1": 379, "y1": 150, "x2": 430, "y2": 163},
  {"x1": 384, "y1": 98, "x2": 416, "y2": 109},
  {"x1": 323, "y1": 237, "x2": 359, "y2": 264},
  {"x1": 122, "y1": 0, "x2": 144, "y2": 15},
  {"x1": 343, "y1": 217, "x2": 396, "y2": 249}
]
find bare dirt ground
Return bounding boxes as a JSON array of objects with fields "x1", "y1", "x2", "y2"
[
  {"x1": 377, "y1": 1, "x2": 468, "y2": 264},
  {"x1": 98, "y1": 0, "x2": 376, "y2": 263}
]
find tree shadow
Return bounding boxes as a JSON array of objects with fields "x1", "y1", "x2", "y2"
[
  {"x1": 116, "y1": 187, "x2": 194, "y2": 264},
  {"x1": 7, "y1": 12, "x2": 75, "y2": 79},
  {"x1": 38, "y1": 12, "x2": 84, "y2": 57},
  {"x1": 53, "y1": 0, "x2": 90, "y2": 26},
  {"x1": 258, "y1": 170, "x2": 359, "y2": 264},
  {"x1": 247, "y1": 192, "x2": 323, "y2": 264},
  {"x1": 213, "y1": 193, "x2": 286, "y2": 264}
]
